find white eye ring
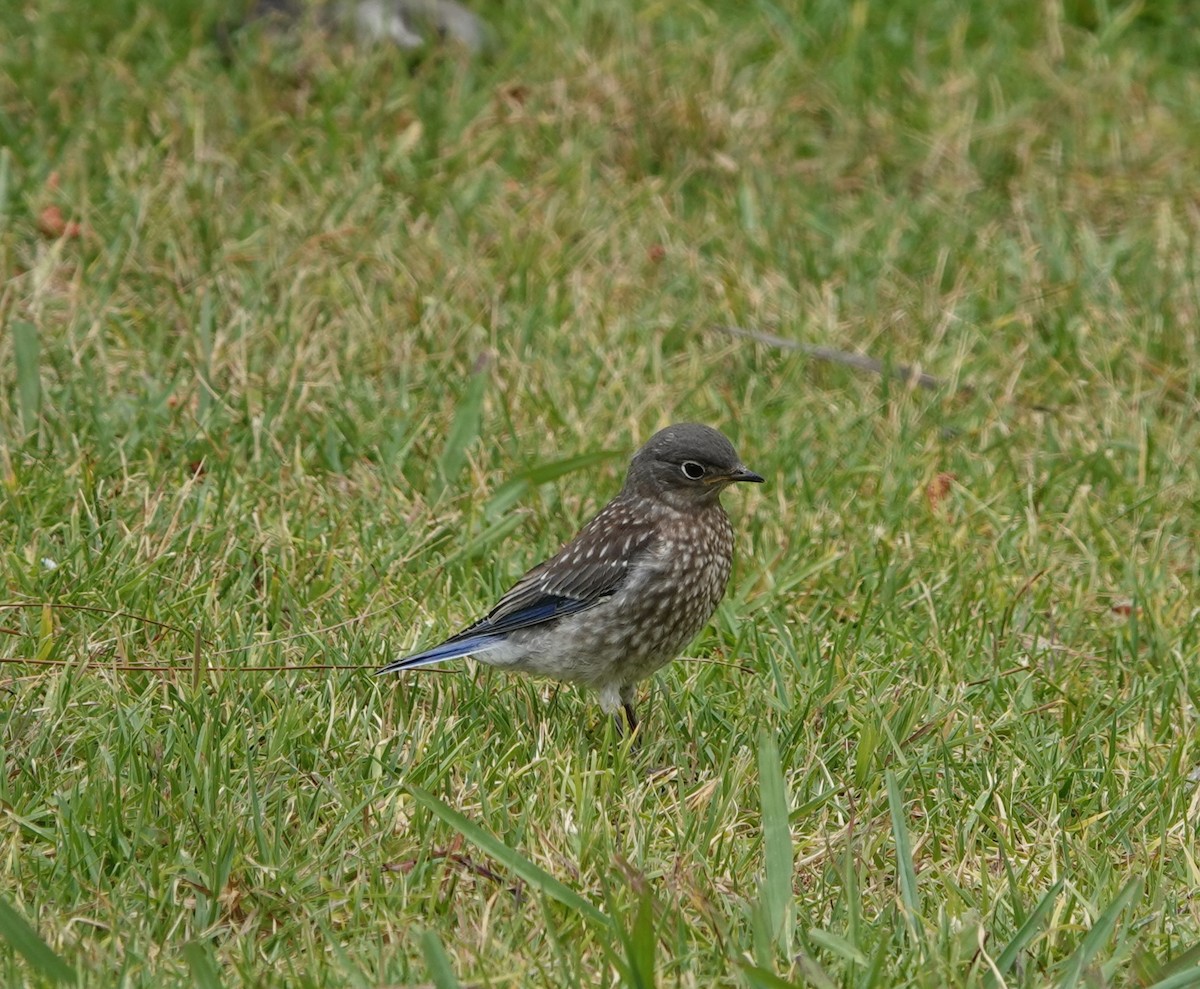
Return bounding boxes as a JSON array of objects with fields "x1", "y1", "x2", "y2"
[{"x1": 681, "y1": 461, "x2": 705, "y2": 480}]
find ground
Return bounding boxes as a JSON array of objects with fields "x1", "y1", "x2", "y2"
[{"x1": 1, "y1": 0, "x2": 1199, "y2": 986}]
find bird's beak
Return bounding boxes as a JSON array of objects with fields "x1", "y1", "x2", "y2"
[{"x1": 719, "y1": 465, "x2": 765, "y2": 485}]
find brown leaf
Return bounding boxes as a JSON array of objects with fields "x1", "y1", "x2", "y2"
[
  {"x1": 37, "y1": 205, "x2": 82, "y2": 240},
  {"x1": 382, "y1": 841, "x2": 509, "y2": 886},
  {"x1": 499, "y1": 83, "x2": 529, "y2": 105},
  {"x1": 926, "y1": 472, "x2": 956, "y2": 512}
]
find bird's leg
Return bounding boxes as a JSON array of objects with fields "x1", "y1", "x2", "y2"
[
  {"x1": 621, "y1": 702, "x2": 638, "y2": 734},
  {"x1": 619, "y1": 684, "x2": 639, "y2": 737}
]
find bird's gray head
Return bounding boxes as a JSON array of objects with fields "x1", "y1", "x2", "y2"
[{"x1": 624, "y1": 423, "x2": 764, "y2": 508}]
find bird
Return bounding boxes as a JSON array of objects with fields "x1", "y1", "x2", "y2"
[{"x1": 376, "y1": 423, "x2": 764, "y2": 732}]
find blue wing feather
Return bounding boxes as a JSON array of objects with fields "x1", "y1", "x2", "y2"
[
  {"x1": 376, "y1": 497, "x2": 658, "y2": 677},
  {"x1": 375, "y1": 634, "x2": 503, "y2": 675},
  {"x1": 452, "y1": 593, "x2": 596, "y2": 639},
  {"x1": 375, "y1": 595, "x2": 595, "y2": 676}
]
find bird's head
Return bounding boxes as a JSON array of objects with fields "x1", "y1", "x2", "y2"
[{"x1": 624, "y1": 422, "x2": 764, "y2": 509}]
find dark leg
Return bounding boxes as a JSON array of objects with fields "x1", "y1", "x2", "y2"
[
  {"x1": 619, "y1": 684, "x2": 639, "y2": 737},
  {"x1": 622, "y1": 701, "x2": 638, "y2": 735}
]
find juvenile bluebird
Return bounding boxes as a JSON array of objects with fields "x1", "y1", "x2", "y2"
[{"x1": 376, "y1": 423, "x2": 764, "y2": 732}]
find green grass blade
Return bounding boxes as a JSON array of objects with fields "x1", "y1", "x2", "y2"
[
  {"x1": 843, "y1": 833, "x2": 863, "y2": 965},
  {"x1": 857, "y1": 939, "x2": 889, "y2": 989},
  {"x1": 435, "y1": 511, "x2": 524, "y2": 569},
  {"x1": 789, "y1": 786, "x2": 842, "y2": 822},
  {"x1": 1144, "y1": 965, "x2": 1200, "y2": 989},
  {"x1": 420, "y1": 930, "x2": 463, "y2": 989},
  {"x1": 807, "y1": 927, "x2": 869, "y2": 967},
  {"x1": 885, "y1": 770, "x2": 922, "y2": 947},
  {"x1": 1150, "y1": 941, "x2": 1200, "y2": 985},
  {"x1": 1058, "y1": 876, "x2": 1142, "y2": 989},
  {"x1": 0, "y1": 147, "x2": 10, "y2": 225},
  {"x1": 321, "y1": 923, "x2": 371, "y2": 989},
  {"x1": 0, "y1": 896, "x2": 76, "y2": 985},
  {"x1": 436, "y1": 368, "x2": 488, "y2": 493},
  {"x1": 758, "y1": 730, "x2": 794, "y2": 955},
  {"x1": 182, "y1": 941, "x2": 225, "y2": 989},
  {"x1": 196, "y1": 292, "x2": 214, "y2": 424},
  {"x1": 737, "y1": 961, "x2": 805, "y2": 989},
  {"x1": 408, "y1": 786, "x2": 610, "y2": 929},
  {"x1": 12, "y1": 320, "x2": 41, "y2": 433},
  {"x1": 984, "y1": 880, "x2": 1063, "y2": 988},
  {"x1": 616, "y1": 886, "x2": 657, "y2": 989},
  {"x1": 484, "y1": 450, "x2": 616, "y2": 519}
]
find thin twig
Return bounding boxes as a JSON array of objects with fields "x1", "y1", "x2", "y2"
[
  {"x1": 676, "y1": 655, "x2": 757, "y2": 676},
  {"x1": 0, "y1": 602, "x2": 199, "y2": 639},
  {"x1": 0, "y1": 657, "x2": 378, "y2": 673},
  {"x1": 0, "y1": 600, "x2": 403, "y2": 658},
  {"x1": 714, "y1": 325, "x2": 951, "y2": 391},
  {"x1": 208, "y1": 607, "x2": 394, "y2": 656}
]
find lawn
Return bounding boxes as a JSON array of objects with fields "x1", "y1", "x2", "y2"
[{"x1": 2, "y1": 0, "x2": 1199, "y2": 986}]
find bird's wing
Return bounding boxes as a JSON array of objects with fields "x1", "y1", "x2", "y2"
[{"x1": 447, "y1": 502, "x2": 660, "y2": 642}]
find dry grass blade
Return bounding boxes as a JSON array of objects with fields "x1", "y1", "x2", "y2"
[{"x1": 713, "y1": 325, "x2": 950, "y2": 391}]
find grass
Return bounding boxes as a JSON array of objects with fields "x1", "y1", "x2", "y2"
[{"x1": 2, "y1": 0, "x2": 1200, "y2": 985}]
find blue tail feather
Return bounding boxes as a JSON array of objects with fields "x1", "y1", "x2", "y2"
[{"x1": 375, "y1": 634, "x2": 502, "y2": 676}]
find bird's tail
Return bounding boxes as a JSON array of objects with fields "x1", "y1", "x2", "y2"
[{"x1": 375, "y1": 634, "x2": 502, "y2": 676}]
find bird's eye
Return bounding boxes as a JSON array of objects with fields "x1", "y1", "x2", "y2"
[{"x1": 681, "y1": 461, "x2": 706, "y2": 480}]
